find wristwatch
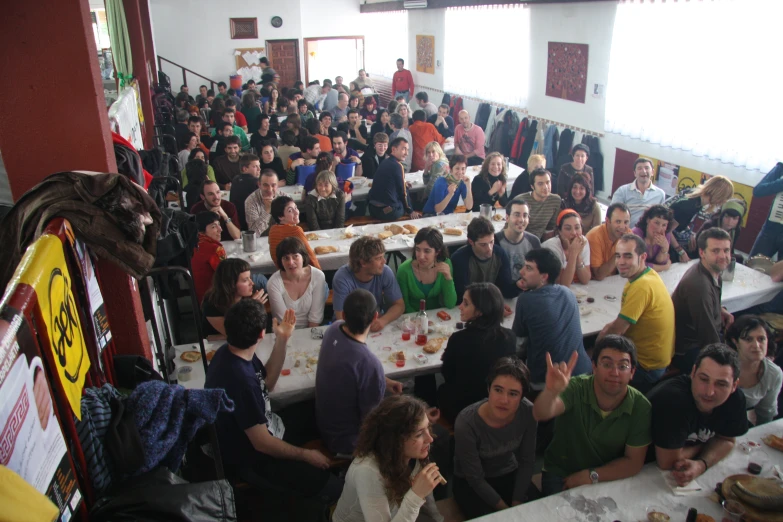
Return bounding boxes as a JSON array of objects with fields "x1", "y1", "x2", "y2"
[
  {"x1": 226, "y1": 218, "x2": 232, "y2": 224},
  {"x1": 589, "y1": 469, "x2": 599, "y2": 484}
]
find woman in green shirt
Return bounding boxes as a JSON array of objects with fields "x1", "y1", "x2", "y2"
[{"x1": 396, "y1": 227, "x2": 457, "y2": 313}]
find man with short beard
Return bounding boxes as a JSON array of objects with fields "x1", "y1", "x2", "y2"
[
  {"x1": 212, "y1": 136, "x2": 242, "y2": 190},
  {"x1": 190, "y1": 180, "x2": 240, "y2": 241},
  {"x1": 670, "y1": 227, "x2": 734, "y2": 373}
]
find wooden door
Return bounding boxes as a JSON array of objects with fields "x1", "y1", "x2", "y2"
[{"x1": 266, "y1": 39, "x2": 300, "y2": 88}]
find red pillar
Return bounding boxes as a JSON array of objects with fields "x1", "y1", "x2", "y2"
[
  {"x1": 124, "y1": 0, "x2": 156, "y2": 149},
  {"x1": 139, "y1": 0, "x2": 158, "y2": 84},
  {"x1": 0, "y1": 0, "x2": 116, "y2": 200},
  {"x1": 0, "y1": 0, "x2": 152, "y2": 362}
]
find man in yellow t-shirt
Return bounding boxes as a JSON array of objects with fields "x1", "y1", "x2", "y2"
[{"x1": 598, "y1": 233, "x2": 675, "y2": 393}]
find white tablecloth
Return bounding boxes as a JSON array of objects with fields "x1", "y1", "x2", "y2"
[
  {"x1": 224, "y1": 209, "x2": 509, "y2": 273},
  {"x1": 475, "y1": 419, "x2": 783, "y2": 522}
]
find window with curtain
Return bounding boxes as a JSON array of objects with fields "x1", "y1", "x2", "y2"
[
  {"x1": 445, "y1": 5, "x2": 530, "y2": 108},
  {"x1": 363, "y1": 11, "x2": 409, "y2": 79},
  {"x1": 605, "y1": 0, "x2": 782, "y2": 172}
]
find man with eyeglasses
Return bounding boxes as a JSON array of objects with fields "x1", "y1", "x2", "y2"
[
  {"x1": 451, "y1": 217, "x2": 519, "y2": 304},
  {"x1": 646, "y1": 344, "x2": 747, "y2": 487},
  {"x1": 533, "y1": 335, "x2": 652, "y2": 496},
  {"x1": 597, "y1": 234, "x2": 675, "y2": 393}
]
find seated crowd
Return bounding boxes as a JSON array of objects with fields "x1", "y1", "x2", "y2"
[{"x1": 179, "y1": 67, "x2": 782, "y2": 521}]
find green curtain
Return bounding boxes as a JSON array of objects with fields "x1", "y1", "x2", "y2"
[{"x1": 105, "y1": 0, "x2": 133, "y2": 88}]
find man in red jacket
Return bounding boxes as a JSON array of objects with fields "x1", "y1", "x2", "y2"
[{"x1": 392, "y1": 58, "x2": 415, "y2": 102}]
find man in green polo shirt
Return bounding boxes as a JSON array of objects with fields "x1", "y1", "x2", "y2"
[
  {"x1": 598, "y1": 233, "x2": 675, "y2": 393},
  {"x1": 533, "y1": 335, "x2": 651, "y2": 495}
]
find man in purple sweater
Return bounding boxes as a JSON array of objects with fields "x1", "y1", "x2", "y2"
[{"x1": 315, "y1": 289, "x2": 403, "y2": 456}]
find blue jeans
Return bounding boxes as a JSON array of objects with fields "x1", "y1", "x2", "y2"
[
  {"x1": 394, "y1": 90, "x2": 410, "y2": 102},
  {"x1": 631, "y1": 366, "x2": 666, "y2": 394},
  {"x1": 541, "y1": 471, "x2": 565, "y2": 496},
  {"x1": 750, "y1": 221, "x2": 783, "y2": 259}
]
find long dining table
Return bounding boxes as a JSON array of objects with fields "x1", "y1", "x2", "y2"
[{"x1": 173, "y1": 260, "x2": 781, "y2": 408}]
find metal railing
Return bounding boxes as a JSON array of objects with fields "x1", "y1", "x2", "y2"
[{"x1": 157, "y1": 56, "x2": 219, "y2": 92}]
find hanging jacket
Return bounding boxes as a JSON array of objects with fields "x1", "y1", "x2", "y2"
[
  {"x1": 555, "y1": 128, "x2": 575, "y2": 182},
  {"x1": 586, "y1": 136, "x2": 605, "y2": 193},
  {"x1": 441, "y1": 93, "x2": 451, "y2": 106},
  {"x1": 451, "y1": 96, "x2": 464, "y2": 120},
  {"x1": 543, "y1": 124, "x2": 560, "y2": 169},
  {"x1": 510, "y1": 117, "x2": 529, "y2": 161},
  {"x1": 533, "y1": 125, "x2": 545, "y2": 156},
  {"x1": 0, "y1": 171, "x2": 162, "y2": 289},
  {"x1": 519, "y1": 120, "x2": 538, "y2": 168},
  {"x1": 474, "y1": 103, "x2": 492, "y2": 130},
  {"x1": 499, "y1": 111, "x2": 521, "y2": 157},
  {"x1": 484, "y1": 107, "x2": 502, "y2": 148}
]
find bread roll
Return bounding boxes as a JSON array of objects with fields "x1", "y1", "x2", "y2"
[
  {"x1": 389, "y1": 224, "x2": 405, "y2": 235},
  {"x1": 180, "y1": 351, "x2": 201, "y2": 362},
  {"x1": 314, "y1": 245, "x2": 338, "y2": 255},
  {"x1": 403, "y1": 224, "x2": 419, "y2": 234},
  {"x1": 306, "y1": 233, "x2": 319, "y2": 240},
  {"x1": 422, "y1": 337, "x2": 447, "y2": 354},
  {"x1": 443, "y1": 228, "x2": 463, "y2": 236},
  {"x1": 378, "y1": 231, "x2": 393, "y2": 240}
]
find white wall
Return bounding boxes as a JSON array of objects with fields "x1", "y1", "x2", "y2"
[
  {"x1": 150, "y1": 0, "x2": 303, "y2": 85},
  {"x1": 408, "y1": 8, "x2": 446, "y2": 91},
  {"x1": 299, "y1": 0, "x2": 364, "y2": 39}
]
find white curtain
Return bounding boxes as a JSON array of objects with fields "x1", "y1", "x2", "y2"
[
  {"x1": 445, "y1": 5, "x2": 530, "y2": 108},
  {"x1": 363, "y1": 11, "x2": 409, "y2": 79},
  {"x1": 605, "y1": 0, "x2": 783, "y2": 172}
]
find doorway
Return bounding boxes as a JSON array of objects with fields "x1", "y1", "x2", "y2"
[
  {"x1": 304, "y1": 37, "x2": 364, "y2": 86},
  {"x1": 266, "y1": 39, "x2": 301, "y2": 88}
]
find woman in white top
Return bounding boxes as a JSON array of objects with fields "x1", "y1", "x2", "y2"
[
  {"x1": 333, "y1": 395, "x2": 444, "y2": 522},
  {"x1": 267, "y1": 237, "x2": 326, "y2": 328},
  {"x1": 542, "y1": 209, "x2": 591, "y2": 287},
  {"x1": 726, "y1": 315, "x2": 783, "y2": 425}
]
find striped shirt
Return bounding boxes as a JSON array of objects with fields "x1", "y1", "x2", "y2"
[{"x1": 517, "y1": 193, "x2": 562, "y2": 239}]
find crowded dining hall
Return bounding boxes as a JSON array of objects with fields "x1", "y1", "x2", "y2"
[{"x1": 2, "y1": 0, "x2": 783, "y2": 521}]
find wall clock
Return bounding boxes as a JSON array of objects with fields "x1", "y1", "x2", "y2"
[{"x1": 271, "y1": 16, "x2": 283, "y2": 28}]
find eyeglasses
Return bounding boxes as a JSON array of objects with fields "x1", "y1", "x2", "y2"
[{"x1": 598, "y1": 361, "x2": 632, "y2": 373}]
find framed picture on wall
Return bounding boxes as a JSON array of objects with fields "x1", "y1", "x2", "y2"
[
  {"x1": 416, "y1": 35, "x2": 435, "y2": 74},
  {"x1": 546, "y1": 42, "x2": 589, "y2": 103},
  {"x1": 230, "y1": 18, "x2": 258, "y2": 40}
]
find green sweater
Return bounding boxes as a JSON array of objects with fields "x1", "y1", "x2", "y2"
[{"x1": 396, "y1": 259, "x2": 457, "y2": 313}]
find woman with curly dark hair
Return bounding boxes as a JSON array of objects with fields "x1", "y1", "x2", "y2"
[
  {"x1": 333, "y1": 395, "x2": 445, "y2": 522},
  {"x1": 560, "y1": 174, "x2": 602, "y2": 233},
  {"x1": 632, "y1": 204, "x2": 676, "y2": 272}
]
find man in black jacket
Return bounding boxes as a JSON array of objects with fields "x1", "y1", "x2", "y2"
[{"x1": 427, "y1": 104, "x2": 455, "y2": 138}]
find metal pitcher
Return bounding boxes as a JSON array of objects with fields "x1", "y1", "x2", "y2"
[
  {"x1": 480, "y1": 204, "x2": 495, "y2": 221},
  {"x1": 242, "y1": 231, "x2": 257, "y2": 253}
]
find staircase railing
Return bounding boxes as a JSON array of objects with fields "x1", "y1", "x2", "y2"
[{"x1": 157, "y1": 56, "x2": 219, "y2": 92}]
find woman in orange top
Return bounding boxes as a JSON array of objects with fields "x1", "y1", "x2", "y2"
[
  {"x1": 267, "y1": 195, "x2": 322, "y2": 270},
  {"x1": 408, "y1": 110, "x2": 444, "y2": 172}
]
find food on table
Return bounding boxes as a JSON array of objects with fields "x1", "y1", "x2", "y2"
[
  {"x1": 294, "y1": 359, "x2": 301, "y2": 368},
  {"x1": 307, "y1": 356, "x2": 318, "y2": 365},
  {"x1": 387, "y1": 224, "x2": 406, "y2": 235},
  {"x1": 492, "y1": 214, "x2": 504, "y2": 221},
  {"x1": 306, "y1": 233, "x2": 319, "y2": 240},
  {"x1": 763, "y1": 434, "x2": 783, "y2": 451},
  {"x1": 444, "y1": 228, "x2": 463, "y2": 236},
  {"x1": 586, "y1": 297, "x2": 595, "y2": 303},
  {"x1": 281, "y1": 369, "x2": 291, "y2": 376},
  {"x1": 694, "y1": 515, "x2": 714, "y2": 522},
  {"x1": 343, "y1": 229, "x2": 355, "y2": 239},
  {"x1": 647, "y1": 512, "x2": 670, "y2": 522},
  {"x1": 437, "y1": 310, "x2": 451, "y2": 321},
  {"x1": 422, "y1": 337, "x2": 447, "y2": 354},
  {"x1": 378, "y1": 231, "x2": 394, "y2": 240},
  {"x1": 180, "y1": 351, "x2": 201, "y2": 362},
  {"x1": 205, "y1": 350, "x2": 217, "y2": 362},
  {"x1": 403, "y1": 224, "x2": 419, "y2": 234},
  {"x1": 396, "y1": 351, "x2": 406, "y2": 361},
  {"x1": 731, "y1": 476, "x2": 783, "y2": 511},
  {"x1": 314, "y1": 245, "x2": 339, "y2": 255}
]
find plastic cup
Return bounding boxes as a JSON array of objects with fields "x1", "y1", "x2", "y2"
[
  {"x1": 402, "y1": 330, "x2": 411, "y2": 341},
  {"x1": 416, "y1": 334, "x2": 428, "y2": 346},
  {"x1": 721, "y1": 499, "x2": 745, "y2": 522},
  {"x1": 396, "y1": 359, "x2": 405, "y2": 367}
]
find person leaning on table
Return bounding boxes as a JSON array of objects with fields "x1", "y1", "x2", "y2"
[
  {"x1": 646, "y1": 344, "x2": 748, "y2": 487},
  {"x1": 332, "y1": 236, "x2": 405, "y2": 332},
  {"x1": 533, "y1": 335, "x2": 651, "y2": 495},
  {"x1": 205, "y1": 300, "x2": 344, "y2": 503}
]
